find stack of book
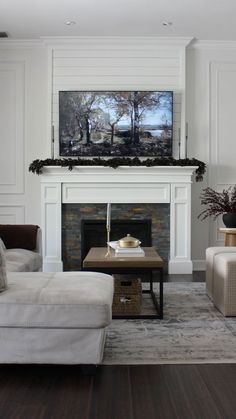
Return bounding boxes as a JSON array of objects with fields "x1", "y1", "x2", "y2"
[
  {"x1": 114, "y1": 246, "x2": 145, "y2": 258},
  {"x1": 107, "y1": 241, "x2": 145, "y2": 257}
]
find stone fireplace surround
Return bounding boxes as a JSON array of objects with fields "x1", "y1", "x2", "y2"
[
  {"x1": 41, "y1": 166, "x2": 197, "y2": 274},
  {"x1": 62, "y1": 206, "x2": 170, "y2": 271}
]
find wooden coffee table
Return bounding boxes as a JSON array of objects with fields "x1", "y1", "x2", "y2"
[{"x1": 82, "y1": 247, "x2": 164, "y2": 319}]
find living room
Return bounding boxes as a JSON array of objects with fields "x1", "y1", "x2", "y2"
[{"x1": 1, "y1": 0, "x2": 236, "y2": 417}]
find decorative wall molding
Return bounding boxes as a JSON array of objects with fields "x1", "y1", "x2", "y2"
[
  {"x1": 47, "y1": 37, "x2": 190, "y2": 159},
  {"x1": 0, "y1": 60, "x2": 25, "y2": 194},
  {"x1": 0, "y1": 36, "x2": 193, "y2": 49},
  {"x1": 0, "y1": 40, "x2": 44, "y2": 49},
  {"x1": 191, "y1": 40, "x2": 236, "y2": 50},
  {"x1": 210, "y1": 61, "x2": 236, "y2": 183},
  {"x1": 209, "y1": 60, "x2": 236, "y2": 245},
  {"x1": 3, "y1": 37, "x2": 236, "y2": 51},
  {"x1": 41, "y1": 36, "x2": 193, "y2": 48},
  {"x1": 0, "y1": 205, "x2": 25, "y2": 223}
]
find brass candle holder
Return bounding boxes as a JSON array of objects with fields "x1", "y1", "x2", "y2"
[{"x1": 105, "y1": 226, "x2": 111, "y2": 257}]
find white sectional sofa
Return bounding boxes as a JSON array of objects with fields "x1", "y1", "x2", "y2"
[
  {"x1": 0, "y1": 228, "x2": 114, "y2": 366},
  {"x1": 0, "y1": 270, "x2": 114, "y2": 365}
]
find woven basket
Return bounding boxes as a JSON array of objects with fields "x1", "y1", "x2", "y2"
[
  {"x1": 114, "y1": 278, "x2": 142, "y2": 295},
  {"x1": 112, "y1": 278, "x2": 142, "y2": 315}
]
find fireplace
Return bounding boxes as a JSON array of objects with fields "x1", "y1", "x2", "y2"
[
  {"x1": 62, "y1": 205, "x2": 170, "y2": 271},
  {"x1": 40, "y1": 165, "x2": 196, "y2": 274}
]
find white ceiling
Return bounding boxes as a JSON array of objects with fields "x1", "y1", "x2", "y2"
[{"x1": 1, "y1": 0, "x2": 236, "y2": 41}]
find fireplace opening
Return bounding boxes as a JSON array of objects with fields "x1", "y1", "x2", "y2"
[
  {"x1": 62, "y1": 203, "x2": 170, "y2": 271},
  {"x1": 81, "y1": 219, "x2": 152, "y2": 266}
]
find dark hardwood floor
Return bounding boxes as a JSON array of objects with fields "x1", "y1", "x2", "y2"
[
  {"x1": 0, "y1": 364, "x2": 236, "y2": 419},
  {"x1": 165, "y1": 270, "x2": 205, "y2": 283},
  {"x1": 1, "y1": 271, "x2": 234, "y2": 419}
]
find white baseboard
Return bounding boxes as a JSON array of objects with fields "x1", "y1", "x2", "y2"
[
  {"x1": 168, "y1": 260, "x2": 193, "y2": 274},
  {"x1": 193, "y1": 260, "x2": 206, "y2": 271},
  {"x1": 43, "y1": 260, "x2": 63, "y2": 272}
]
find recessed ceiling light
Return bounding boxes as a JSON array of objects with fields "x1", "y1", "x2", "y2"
[
  {"x1": 162, "y1": 21, "x2": 173, "y2": 27},
  {"x1": 64, "y1": 20, "x2": 76, "y2": 26}
]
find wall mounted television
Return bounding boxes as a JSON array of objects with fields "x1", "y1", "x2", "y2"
[{"x1": 59, "y1": 90, "x2": 173, "y2": 157}]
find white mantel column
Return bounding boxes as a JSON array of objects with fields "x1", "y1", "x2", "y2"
[
  {"x1": 41, "y1": 182, "x2": 63, "y2": 271},
  {"x1": 169, "y1": 183, "x2": 192, "y2": 274}
]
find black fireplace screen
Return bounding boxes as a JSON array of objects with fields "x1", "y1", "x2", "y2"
[{"x1": 81, "y1": 219, "x2": 152, "y2": 266}]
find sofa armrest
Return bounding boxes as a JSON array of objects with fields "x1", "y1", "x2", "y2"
[
  {"x1": 36, "y1": 228, "x2": 42, "y2": 257},
  {"x1": 0, "y1": 224, "x2": 40, "y2": 251}
]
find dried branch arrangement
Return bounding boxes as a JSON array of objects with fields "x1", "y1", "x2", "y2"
[{"x1": 198, "y1": 186, "x2": 236, "y2": 220}]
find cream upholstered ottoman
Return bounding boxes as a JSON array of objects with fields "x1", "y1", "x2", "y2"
[
  {"x1": 0, "y1": 271, "x2": 114, "y2": 365},
  {"x1": 212, "y1": 253, "x2": 236, "y2": 316},
  {"x1": 206, "y1": 247, "x2": 236, "y2": 299}
]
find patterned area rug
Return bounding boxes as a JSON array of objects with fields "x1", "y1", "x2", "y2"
[{"x1": 103, "y1": 282, "x2": 236, "y2": 364}]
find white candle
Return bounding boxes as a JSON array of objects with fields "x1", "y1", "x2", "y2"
[{"x1": 106, "y1": 203, "x2": 111, "y2": 229}]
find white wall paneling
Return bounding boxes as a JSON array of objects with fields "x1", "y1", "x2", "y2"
[
  {"x1": 0, "y1": 46, "x2": 49, "y2": 226},
  {"x1": 210, "y1": 61, "x2": 236, "y2": 186},
  {"x1": 0, "y1": 61, "x2": 25, "y2": 194},
  {"x1": 3, "y1": 38, "x2": 236, "y2": 270},
  {"x1": 0, "y1": 205, "x2": 25, "y2": 224},
  {"x1": 0, "y1": 59, "x2": 26, "y2": 226},
  {"x1": 210, "y1": 61, "x2": 236, "y2": 245},
  {"x1": 45, "y1": 37, "x2": 192, "y2": 159},
  {"x1": 186, "y1": 44, "x2": 236, "y2": 263}
]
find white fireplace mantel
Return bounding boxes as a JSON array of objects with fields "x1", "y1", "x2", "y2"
[{"x1": 41, "y1": 166, "x2": 197, "y2": 274}]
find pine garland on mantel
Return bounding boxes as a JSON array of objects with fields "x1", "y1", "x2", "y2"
[{"x1": 29, "y1": 157, "x2": 206, "y2": 181}]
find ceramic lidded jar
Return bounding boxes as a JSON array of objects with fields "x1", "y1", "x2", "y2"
[{"x1": 118, "y1": 234, "x2": 141, "y2": 248}]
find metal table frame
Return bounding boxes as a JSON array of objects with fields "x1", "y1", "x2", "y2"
[{"x1": 82, "y1": 265, "x2": 163, "y2": 320}]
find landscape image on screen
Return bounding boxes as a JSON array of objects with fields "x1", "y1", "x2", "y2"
[{"x1": 59, "y1": 91, "x2": 173, "y2": 157}]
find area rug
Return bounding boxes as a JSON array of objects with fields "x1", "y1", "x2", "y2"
[{"x1": 103, "y1": 282, "x2": 236, "y2": 364}]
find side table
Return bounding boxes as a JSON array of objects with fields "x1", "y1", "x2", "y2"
[{"x1": 219, "y1": 228, "x2": 236, "y2": 246}]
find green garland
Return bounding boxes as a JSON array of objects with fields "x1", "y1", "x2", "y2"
[{"x1": 29, "y1": 156, "x2": 206, "y2": 182}]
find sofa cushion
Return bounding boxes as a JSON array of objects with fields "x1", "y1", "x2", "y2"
[
  {"x1": 0, "y1": 239, "x2": 7, "y2": 292},
  {"x1": 0, "y1": 238, "x2": 6, "y2": 250},
  {"x1": 213, "y1": 253, "x2": 236, "y2": 316},
  {"x1": 206, "y1": 246, "x2": 236, "y2": 299},
  {"x1": 0, "y1": 224, "x2": 39, "y2": 250},
  {"x1": 0, "y1": 271, "x2": 114, "y2": 328},
  {"x1": 5, "y1": 248, "x2": 42, "y2": 272}
]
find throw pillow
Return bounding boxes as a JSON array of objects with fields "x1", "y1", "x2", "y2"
[
  {"x1": 0, "y1": 239, "x2": 7, "y2": 292},
  {"x1": 0, "y1": 224, "x2": 39, "y2": 250}
]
